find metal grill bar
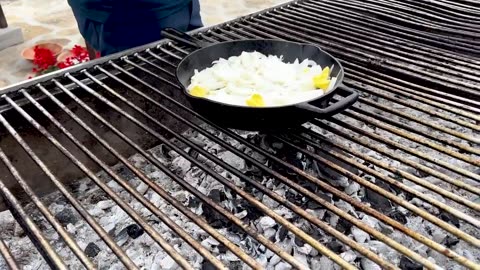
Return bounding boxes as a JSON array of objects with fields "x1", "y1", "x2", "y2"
[
  {"x1": 0, "y1": 172, "x2": 66, "y2": 269},
  {"x1": 51, "y1": 72, "x2": 300, "y2": 268},
  {"x1": 87, "y1": 65, "x2": 401, "y2": 269},
  {"x1": 0, "y1": 0, "x2": 478, "y2": 269},
  {"x1": 74, "y1": 66, "x2": 343, "y2": 269},
  {"x1": 111, "y1": 56, "x2": 439, "y2": 268},
  {"x1": 0, "y1": 146, "x2": 95, "y2": 268},
  {"x1": 202, "y1": 27, "x2": 480, "y2": 181},
  {"x1": 297, "y1": 128, "x2": 479, "y2": 210},
  {"x1": 3, "y1": 94, "x2": 196, "y2": 269},
  {"x1": 19, "y1": 89, "x2": 227, "y2": 270},
  {"x1": 0, "y1": 237, "x2": 18, "y2": 270},
  {"x1": 112, "y1": 46, "x2": 479, "y2": 268}
]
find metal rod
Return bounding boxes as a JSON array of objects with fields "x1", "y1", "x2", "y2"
[
  {"x1": 270, "y1": 9, "x2": 480, "y2": 83},
  {"x1": 249, "y1": 16, "x2": 480, "y2": 98},
  {"x1": 0, "y1": 93, "x2": 139, "y2": 269},
  {"x1": 298, "y1": 128, "x2": 480, "y2": 211},
  {"x1": 209, "y1": 128, "x2": 478, "y2": 268},
  {"x1": 356, "y1": 97, "x2": 480, "y2": 151},
  {"x1": 312, "y1": 120, "x2": 480, "y2": 196},
  {"x1": 68, "y1": 69, "x2": 342, "y2": 270},
  {"x1": 61, "y1": 70, "x2": 305, "y2": 269},
  {"x1": 344, "y1": 64, "x2": 480, "y2": 118},
  {"x1": 303, "y1": 1, "x2": 480, "y2": 56},
  {"x1": 0, "y1": 147, "x2": 96, "y2": 269},
  {"x1": 0, "y1": 173, "x2": 66, "y2": 270},
  {"x1": 342, "y1": 105, "x2": 480, "y2": 164},
  {"x1": 4, "y1": 92, "x2": 193, "y2": 270},
  {"x1": 271, "y1": 135, "x2": 480, "y2": 246},
  {"x1": 114, "y1": 47, "x2": 470, "y2": 268},
  {"x1": 283, "y1": 5, "x2": 480, "y2": 74},
  {"x1": 275, "y1": 134, "x2": 480, "y2": 227},
  {"x1": 118, "y1": 44, "x2": 478, "y2": 266},
  {"x1": 0, "y1": 238, "x2": 18, "y2": 270},
  {"x1": 20, "y1": 89, "x2": 227, "y2": 270},
  {"x1": 129, "y1": 40, "x2": 479, "y2": 266},
  {"x1": 40, "y1": 77, "x2": 260, "y2": 270},
  {"x1": 88, "y1": 67, "x2": 399, "y2": 269},
  {"x1": 329, "y1": 115, "x2": 480, "y2": 183}
]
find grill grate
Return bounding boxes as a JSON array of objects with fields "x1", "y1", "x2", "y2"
[{"x1": 0, "y1": 0, "x2": 479, "y2": 269}]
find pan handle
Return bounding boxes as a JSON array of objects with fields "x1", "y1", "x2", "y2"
[
  {"x1": 161, "y1": 28, "x2": 211, "y2": 49},
  {"x1": 295, "y1": 84, "x2": 359, "y2": 117}
]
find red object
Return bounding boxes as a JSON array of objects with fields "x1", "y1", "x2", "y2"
[
  {"x1": 32, "y1": 46, "x2": 57, "y2": 71},
  {"x1": 21, "y1": 43, "x2": 62, "y2": 61},
  {"x1": 31, "y1": 44, "x2": 93, "y2": 76}
]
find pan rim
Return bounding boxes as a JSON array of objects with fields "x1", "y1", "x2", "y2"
[{"x1": 175, "y1": 39, "x2": 345, "y2": 109}]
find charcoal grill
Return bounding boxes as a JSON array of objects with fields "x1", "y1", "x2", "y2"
[{"x1": 0, "y1": 0, "x2": 479, "y2": 269}]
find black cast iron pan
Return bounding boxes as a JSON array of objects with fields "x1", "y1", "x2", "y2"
[{"x1": 161, "y1": 28, "x2": 359, "y2": 131}]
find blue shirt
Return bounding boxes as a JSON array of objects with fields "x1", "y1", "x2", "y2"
[{"x1": 68, "y1": 0, "x2": 192, "y2": 23}]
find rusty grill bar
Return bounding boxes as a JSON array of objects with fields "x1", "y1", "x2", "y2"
[{"x1": 0, "y1": 0, "x2": 479, "y2": 269}]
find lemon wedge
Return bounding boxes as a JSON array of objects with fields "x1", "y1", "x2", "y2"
[
  {"x1": 189, "y1": 86, "x2": 209, "y2": 97},
  {"x1": 314, "y1": 79, "x2": 331, "y2": 90},
  {"x1": 246, "y1": 93, "x2": 265, "y2": 107},
  {"x1": 313, "y1": 66, "x2": 331, "y2": 90}
]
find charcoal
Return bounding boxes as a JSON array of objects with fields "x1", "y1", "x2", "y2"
[
  {"x1": 285, "y1": 190, "x2": 303, "y2": 205},
  {"x1": 201, "y1": 205, "x2": 229, "y2": 229},
  {"x1": 438, "y1": 212, "x2": 460, "y2": 228},
  {"x1": 306, "y1": 200, "x2": 323, "y2": 210},
  {"x1": 442, "y1": 235, "x2": 460, "y2": 248},
  {"x1": 157, "y1": 144, "x2": 174, "y2": 161},
  {"x1": 294, "y1": 235, "x2": 305, "y2": 247},
  {"x1": 208, "y1": 188, "x2": 226, "y2": 202},
  {"x1": 364, "y1": 188, "x2": 392, "y2": 212},
  {"x1": 188, "y1": 197, "x2": 201, "y2": 208},
  {"x1": 115, "y1": 226, "x2": 130, "y2": 246},
  {"x1": 414, "y1": 168, "x2": 430, "y2": 178},
  {"x1": 277, "y1": 226, "x2": 289, "y2": 242},
  {"x1": 55, "y1": 208, "x2": 78, "y2": 225},
  {"x1": 326, "y1": 241, "x2": 344, "y2": 253},
  {"x1": 126, "y1": 224, "x2": 144, "y2": 239},
  {"x1": 85, "y1": 242, "x2": 101, "y2": 258},
  {"x1": 237, "y1": 200, "x2": 263, "y2": 221},
  {"x1": 351, "y1": 227, "x2": 370, "y2": 243},
  {"x1": 361, "y1": 258, "x2": 381, "y2": 270},
  {"x1": 335, "y1": 218, "x2": 353, "y2": 234},
  {"x1": 399, "y1": 256, "x2": 422, "y2": 270},
  {"x1": 114, "y1": 164, "x2": 136, "y2": 181},
  {"x1": 388, "y1": 210, "x2": 407, "y2": 224},
  {"x1": 201, "y1": 261, "x2": 216, "y2": 270},
  {"x1": 217, "y1": 243, "x2": 228, "y2": 253}
]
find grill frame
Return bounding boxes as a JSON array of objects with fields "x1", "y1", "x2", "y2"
[{"x1": 0, "y1": 0, "x2": 479, "y2": 269}]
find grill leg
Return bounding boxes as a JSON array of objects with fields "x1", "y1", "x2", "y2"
[{"x1": 0, "y1": 4, "x2": 8, "y2": 29}]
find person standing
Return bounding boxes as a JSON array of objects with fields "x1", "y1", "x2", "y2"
[{"x1": 67, "y1": 0, "x2": 203, "y2": 58}]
